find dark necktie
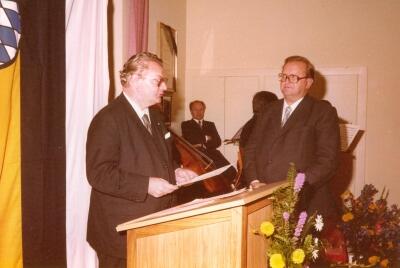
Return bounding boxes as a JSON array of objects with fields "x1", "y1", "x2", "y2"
[
  {"x1": 198, "y1": 120, "x2": 203, "y2": 129},
  {"x1": 142, "y1": 114, "x2": 152, "y2": 134}
]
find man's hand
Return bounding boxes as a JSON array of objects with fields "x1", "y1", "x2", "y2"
[
  {"x1": 175, "y1": 168, "x2": 198, "y2": 185},
  {"x1": 249, "y1": 180, "x2": 266, "y2": 190},
  {"x1": 148, "y1": 177, "x2": 178, "y2": 198}
]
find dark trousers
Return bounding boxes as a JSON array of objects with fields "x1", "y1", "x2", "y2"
[{"x1": 97, "y1": 253, "x2": 126, "y2": 268}]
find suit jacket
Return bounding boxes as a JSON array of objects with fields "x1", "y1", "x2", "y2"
[
  {"x1": 244, "y1": 95, "x2": 340, "y2": 217},
  {"x1": 86, "y1": 94, "x2": 177, "y2": 258},
  {"x1": 181, "y1": 119, "x2": 221, "y2": 150},
  {"x1": 181, "y1": 119, "x2": 231, "y2": 168}
]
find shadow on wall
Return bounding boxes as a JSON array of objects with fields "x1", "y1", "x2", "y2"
[
  {"x1": 308, "y1": 70, "x2": 327, "y2": 100},
  {"x1": 308, "y1": 71, "x2": 365, "y2": 208}
]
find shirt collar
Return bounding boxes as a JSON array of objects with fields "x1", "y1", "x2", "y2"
[
  {"x1": 283, "y1": 97, "x2": 304, "y2": 112},
  {"x1": 123, "y1": 92, "x2": 150, "y2": 119}
]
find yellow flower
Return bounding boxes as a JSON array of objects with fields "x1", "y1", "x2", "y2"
[
  {"x1": 291, "y1": 248, "x2": 305, "y2": 264},
  {"x1": 380, "y1": 258, "x2": 389, "y2": 268},
  {"x1": 260, "y1": 221, "x2": 275, "y2": 236},
  {"x1": 368, "y1": 255, "x2": 380, "y2": 265},
  {"x1": 368, "y1": 203, "x2": 377, "y2": 212},
  {"x1": 270, "y1": 253, "x2": 285, "y2": 268},
  {"x1": 342, "y1": 212, "x2": 354, "y2": 222}
]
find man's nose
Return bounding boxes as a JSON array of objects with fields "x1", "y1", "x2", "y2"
[{"x1": 160, "y1": 81, "x2": 167, "y2": 91}]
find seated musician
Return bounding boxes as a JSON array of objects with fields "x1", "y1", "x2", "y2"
[
  {"x1": 239, "y1": 91, "x2": 278, "y2": 148},
  {"x1": 181, "y1": 100, "x2": 237, "y2": 186}
]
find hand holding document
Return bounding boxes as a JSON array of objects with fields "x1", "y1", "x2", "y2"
[
  {"x1": 174, "y1": 168, "x2": 198, "y2": 185},
  {"x1": 176, "y1": 164, "x2": 232, "y2": 187}
]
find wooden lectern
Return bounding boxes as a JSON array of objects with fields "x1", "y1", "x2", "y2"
[{"x1": 117, "y1": 182, "x2": 285, "y2": 268}]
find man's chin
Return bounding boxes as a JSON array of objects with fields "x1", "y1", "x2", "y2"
[{"x1": 149, "y1": 98, "x2": 162, "y2": 108}]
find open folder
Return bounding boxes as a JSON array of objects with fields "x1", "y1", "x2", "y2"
[
  {"x1": 176, "y1": 164, "x2": 232, "y2": 187},
  {"x1": 339, "y1": 123, "x2": 360, "y2": 152}
]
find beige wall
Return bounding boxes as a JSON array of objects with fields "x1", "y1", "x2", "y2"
[
  {"x1": 184, "y1": 0, "x2": 400, "y2": 205},
  {"x1": 149, "y1": 0, "x2": 187, "y2": 133}
]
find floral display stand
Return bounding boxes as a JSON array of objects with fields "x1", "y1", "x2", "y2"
[{"x1": 117, "y1": 182, "x2": 286, "y2": 268}]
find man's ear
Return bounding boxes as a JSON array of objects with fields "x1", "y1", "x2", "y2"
[
  {"x1": 306, "y1": 78, "x2": 314, "y2": 89},
  {"x1": 129, "y1": 74, "x2": 144, "y2": 90},
  {"x1": 129, "y1": 73, "x2": 139, "y2": 83}
]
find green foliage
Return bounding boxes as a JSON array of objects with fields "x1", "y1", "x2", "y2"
[{"x1": 258, "y1": 163, "x2": 323, "y2": 268}]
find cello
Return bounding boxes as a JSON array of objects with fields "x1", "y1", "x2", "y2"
[{"x1": 171, "y1": 130, "x2": 240, "y2": 203}]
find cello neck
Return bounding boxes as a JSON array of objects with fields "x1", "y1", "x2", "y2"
[{"x1": 170, "y1": 129, "x2": 215, "y2": 165}]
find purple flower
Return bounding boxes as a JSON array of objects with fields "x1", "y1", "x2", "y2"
[
  {"x1": 294, "y1": 211, "x2": 308, "y2": 237},
  {"x1": 283, "y1": 212, "x2": 290, "y2": 221},
  {"x1": 294, "y1": 173, "x2": 305, "y2": 192}
]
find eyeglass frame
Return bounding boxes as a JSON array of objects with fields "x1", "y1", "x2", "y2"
[
  {"x1": 278, "y1": 73, "x2": 310, "y2": 83},
  {"x1": 138, "y1": 74, "x2": 168, "y2": 88}
]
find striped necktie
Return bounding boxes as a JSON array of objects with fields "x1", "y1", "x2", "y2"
[
  {"x1": 142, "y1": 114, "x2": 152, "y2": 134},
  {"x1": 281, "y1": 106, "x2": 292, "y2": 127}
]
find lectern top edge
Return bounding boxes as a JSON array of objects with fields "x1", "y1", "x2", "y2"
[{"x1": 116, "y1": 181, "x2": 286, "y2": 232}]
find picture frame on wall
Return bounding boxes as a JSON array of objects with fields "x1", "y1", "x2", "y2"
[
  {"x1": 159, "y1": 22, "x2": 177, "y2": 92},
  {"x1": 162, "y1": 94, "x2": 172, "y2": 126}
]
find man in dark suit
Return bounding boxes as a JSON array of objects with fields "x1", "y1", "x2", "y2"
[
  {"x1": 244, "y1": 55, "x2": 340, "y2": 219},
  {"x1": 181, "y1": 100, "x2": 229, "y2": 167},
  {"x1": 180, "y1": 100, "x2": 236, "y2": 197},
  {"x1": 86, "y1": 52, "x2": 196, "y2": 268}
]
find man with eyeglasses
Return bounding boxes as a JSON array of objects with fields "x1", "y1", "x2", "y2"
[
  {"x1": 244, "y1": 55, "x2": 340, "y2": 221},
  {"x1": 86, "y1": 52, "x2": 196, "y2": 267}
]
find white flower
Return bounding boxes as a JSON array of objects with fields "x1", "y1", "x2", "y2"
[
  {"x1": 312, "y1": 249, "x2": 319, "y2": 260},
  {"x1": 314, "y1": 214, "x2": 324, "y2": 231},
  {"x1": 348, "y1": 254, "x2": 354, "y2": 264},
  {"x1": 314, "y1": 237, "x2": 319, "y2": 245}
]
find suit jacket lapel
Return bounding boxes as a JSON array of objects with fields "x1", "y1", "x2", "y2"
[
  {"x1": 277, "y1": 95, "x2": 313, "y2": 138},
  {"x1": 256, "y1": 100, "x2": 282, "y2": 151},
  {"x1": 189, "y1": 119, "x2": 206, "y2": 144},
  {"x1": 120, "y1": 94, "x2": 150, "y2": 136},
  {"x1": 149, "y1": 108, "x2": 169, "y2": 162},
  {"x1": 269, "y1": 99, "x2": 284, "y2": 137},
  {"x1": 191, "y1": 119, "x2": 202, "y2": 131},
  {"x1": 120, "y1": 94, "x2": 169, "y2": 162}
]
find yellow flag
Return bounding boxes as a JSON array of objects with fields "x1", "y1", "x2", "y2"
[{"x1": 0, "y1": 54, "x2": 22, "y2": 267}]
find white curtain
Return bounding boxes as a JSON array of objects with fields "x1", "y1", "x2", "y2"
[{"x1": 65, "y1": 1, "x2": 109, "y2": 267}]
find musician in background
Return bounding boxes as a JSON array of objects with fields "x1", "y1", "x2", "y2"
[
  {"x1": 181, "y1": 100, "x2": 237, "y2": 191},
  {"x1": 239, "y1": 91, "x2": 278, "y2": 148}
]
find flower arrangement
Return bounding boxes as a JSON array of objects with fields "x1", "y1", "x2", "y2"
[
  {"x1": 337, "y1": 184, "x2": 400, "y2": 267},
  {"x1": 256, "y1": 163, "x2": 323, "y2": 268}
]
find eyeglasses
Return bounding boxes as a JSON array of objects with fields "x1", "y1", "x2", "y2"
[
  {"x1": 152, "y1": 77, "x2": 168, "y2": 87},
  {"x1": 143, "y1": 76, "x2": 168, "y2": 87},
  {"x1": 278, "y1": 73, "x2": 308, "y2": 83}
]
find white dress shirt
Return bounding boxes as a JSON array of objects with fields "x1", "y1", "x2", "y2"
[{"x1": 123, "y1": 92, "x2": 151, "y2": 125}]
